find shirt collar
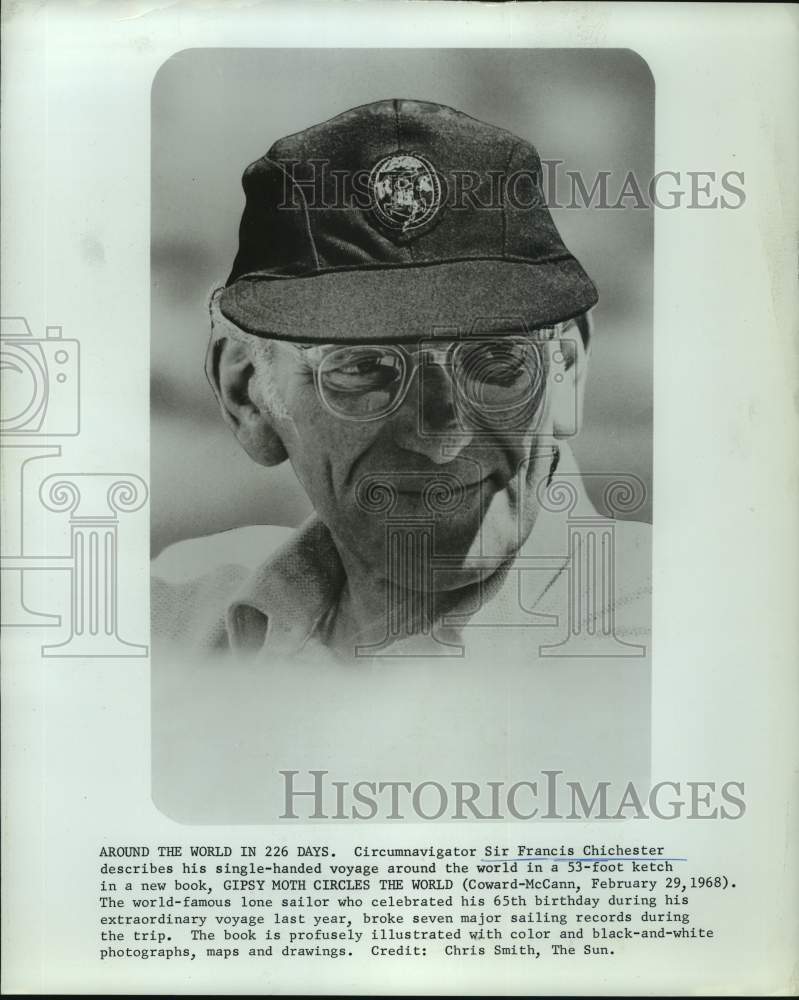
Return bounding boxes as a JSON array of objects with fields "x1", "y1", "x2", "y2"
[{"x1": 226, "y1": 517, "x2": 345, "y2": 655}]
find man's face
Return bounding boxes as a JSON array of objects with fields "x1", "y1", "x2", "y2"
[{"x1": 256, "y1": 333, "x2": 580, "y2": 590}]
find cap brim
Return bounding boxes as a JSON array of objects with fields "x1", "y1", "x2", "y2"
[{"x1": 219, "y1": 258, "x2": 597, "y2": 343}]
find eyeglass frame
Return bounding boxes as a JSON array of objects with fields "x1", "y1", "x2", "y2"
[
  {"x1": 286, "y1": 324, "x2": 574, "y2": 424},
  {"x1": 208, "y1": 288, "x2": 583, "y2": 427}
]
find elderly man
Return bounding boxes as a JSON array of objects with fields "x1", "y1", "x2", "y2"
[{"x1": 152, "y1": 99, "x2": 650, "y2": 664}]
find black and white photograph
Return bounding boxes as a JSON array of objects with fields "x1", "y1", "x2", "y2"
[
  {"x1": 149, "y1": 49, "x2": 654, "y2": 823},
  {"x1": 2, "y1": 4, "x2": 796, "y2": 995}
]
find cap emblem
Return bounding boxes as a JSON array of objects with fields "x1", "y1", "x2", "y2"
[{"x1": 368, "y1": 153, "x2": 442, "y2": 235}]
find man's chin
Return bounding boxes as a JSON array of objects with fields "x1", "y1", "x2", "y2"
[{"x1": 386, "y1": 504, "x2": 527, "y2": 593}]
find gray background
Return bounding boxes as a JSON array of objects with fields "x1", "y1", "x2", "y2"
[{"x1": 151, "y1": 48, "x2": 653, "y2": 555}]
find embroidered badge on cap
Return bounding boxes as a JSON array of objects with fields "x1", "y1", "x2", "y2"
[{"x1": 369, "y1": 153, "x2": 442, "y2": 237}]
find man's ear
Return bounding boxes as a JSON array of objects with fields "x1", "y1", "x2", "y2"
[
  {"x1": 549, "y1": 314, "x2": 591, "y2": 439},
  {"x1": 205, "y1": 335, "x2": 288, "y2": 466}
]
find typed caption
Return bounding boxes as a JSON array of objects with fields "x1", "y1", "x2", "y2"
[{"x1": 97, "y1": 841, "x2": 734, "y2": 965}]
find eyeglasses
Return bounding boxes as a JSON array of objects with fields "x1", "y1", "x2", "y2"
[{"x1": 295, "y1": 337, "x2": 550, "y2": 424}]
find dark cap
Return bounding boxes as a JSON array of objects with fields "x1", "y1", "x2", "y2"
[{"x1": 220, "y1": 99, "x2": 598, "y2": 342}]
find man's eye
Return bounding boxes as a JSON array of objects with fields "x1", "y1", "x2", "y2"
[
  {"x1": 337, "y1": 359, "x2": 383, "y2": 376},
  {"x1": 479, "y1": 357, "x2": 523, "y2": 386},
  {"x1": 459, "y1": 345, "x2": 534, "y2": 386},
  {"x1": 321, "y1": 354, "x2": 401, "y2": 392}
]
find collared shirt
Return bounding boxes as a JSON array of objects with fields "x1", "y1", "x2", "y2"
[{"x1": 151, "y1": 448, "x2": 651, "y2": 663}]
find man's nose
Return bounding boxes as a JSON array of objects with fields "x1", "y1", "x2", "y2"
[{"x1": 392, "y1": 359, "x2": 474, "y2": 464}]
